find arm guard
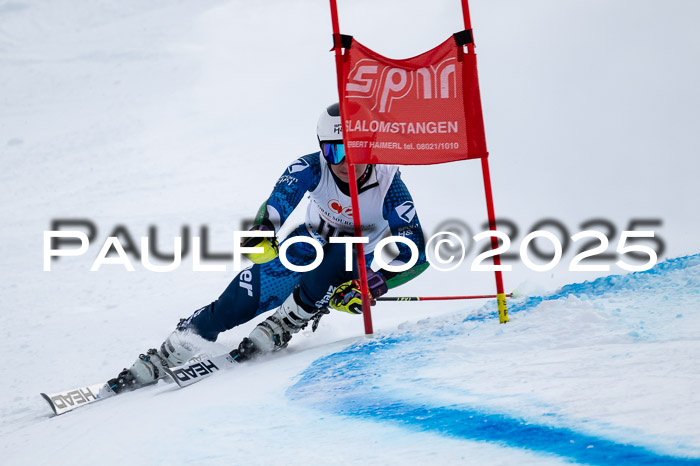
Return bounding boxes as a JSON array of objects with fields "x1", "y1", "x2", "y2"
[
  {"x1": 380, "y1": 171, "x2": 428, "y2": 288},
  {"x1": 257, "y1": 152, "x2": 322, "y2": 233}
]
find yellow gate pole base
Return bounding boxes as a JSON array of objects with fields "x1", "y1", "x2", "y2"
[{"x1": 497, "y1": 292, "x2": 509, "y2": 323}]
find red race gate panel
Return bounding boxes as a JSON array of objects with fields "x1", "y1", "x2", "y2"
[{"x1": 341, "y1": 34, "x2": 488, "y2": 166}]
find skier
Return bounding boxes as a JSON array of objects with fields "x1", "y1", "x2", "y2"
[{"x1": 110, "y1": 103, "x2": 428, "y2": 392}]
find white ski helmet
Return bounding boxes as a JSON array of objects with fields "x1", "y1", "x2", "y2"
[{"x1": 317, "y1": 103, "x2": 343, "y2": 144}]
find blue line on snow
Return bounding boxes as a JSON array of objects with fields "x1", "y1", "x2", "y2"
[
  {"x1": 288, "y1": 254, "x2": 700, "y2": 465},
  {"x1": 290, "y1": 340, "x2": 700, "y2": 465},
  {"x1": 326, "y1": 394, "x2": 699, "y2": 466},
  {"x1": 465, "y1": 253, "x2": 700, "y2": 322},
  {"x1": 290, "y1": 342, "x2": 700, "y2": 465}
]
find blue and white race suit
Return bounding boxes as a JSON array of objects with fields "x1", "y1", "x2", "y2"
[{"x1": 186, "y1": 152, "x2": 427, "y2": 341}]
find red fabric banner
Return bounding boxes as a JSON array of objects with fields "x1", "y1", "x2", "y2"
[{"x1": 341, "y1": 34, "x2": 488, "y2": 165}]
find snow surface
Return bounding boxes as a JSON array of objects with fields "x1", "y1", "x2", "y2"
[{"x1": 1, "y1": 1, "x2": 699, "y2": 465}]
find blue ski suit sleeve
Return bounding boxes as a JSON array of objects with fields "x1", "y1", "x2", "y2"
[
  {"x1": 256, "y1": 152, "x2": 322, "y2": 232},
  {"x1": 380, "y1": 170, "x2": 428, "y2": 288}
]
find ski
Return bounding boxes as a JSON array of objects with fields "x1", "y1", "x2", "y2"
[
  {"x1": 41, "y1": 382, "x2": 115, "y2": 416},
  {"x1": 41, "y1": 372, "x2": 187, "y2": 416},
  {"x1": 42, "y1": 342, "x2": 251, "y2": 415},
  {"x1": 163, "y1": 351, "x2": 241, "y2": 388},
  {"x1": 41, "y1": 353, "x2": 241, "y2": 415}
]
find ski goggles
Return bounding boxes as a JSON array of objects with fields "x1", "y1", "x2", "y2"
[{"x1": 321, "y1": 141, "x2": 346, "y2": 165}]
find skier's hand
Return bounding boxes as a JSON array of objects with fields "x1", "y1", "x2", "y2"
[
  {"x1": 329, "y1": 281, "x2": 365, "y2": 314},
  {"x1": 241, "y1": 225, "x2": 279, "y2": 264},
  {"x1": 329, "y1": 270, "x2": 387, "y2": 314}
]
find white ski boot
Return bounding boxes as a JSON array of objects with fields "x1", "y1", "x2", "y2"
[
  {"x1": 248, "y1": 289, "x2": 325, "y2": 354},
  {"x1": 109, "y1": 330, "x2": 196, "y2": 393}
]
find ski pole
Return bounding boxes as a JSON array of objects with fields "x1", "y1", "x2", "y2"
[{"x1": 376, "y1": 293, "x2": 513, "y2": 302}]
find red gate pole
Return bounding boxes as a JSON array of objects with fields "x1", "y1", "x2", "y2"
[
  {"x1": 481, "y1": 158, "x2": 509, "y2": 323},
  {"x1": 460, "y1": 0, "x2": 475, "y2": 54},
  {"x1": 460, "y1": 0, "x2": 508, "y2": 323},
  {"x1": 329, "y1": 0, "x2": 375, "y2": 334}
]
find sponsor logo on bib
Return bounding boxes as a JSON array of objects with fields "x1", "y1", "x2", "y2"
[{"x1": 328, "y1": 199, "x2": 353, "y2": 219}]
